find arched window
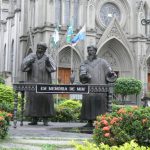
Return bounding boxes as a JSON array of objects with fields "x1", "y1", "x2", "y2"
[
  {"x1": 55, "y1": 0, "x2": 62, "y2": 25},
  {"x1": 65, "y1": 0, "x2": 70, "y2": 25},
  {"x1": 74, "y1": 0, "x2": 79, "y2": 29}
]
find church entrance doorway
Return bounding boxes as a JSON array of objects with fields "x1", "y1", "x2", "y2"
[{"x1": 58, "y1": 67, "x2": 71, "y2": 98}]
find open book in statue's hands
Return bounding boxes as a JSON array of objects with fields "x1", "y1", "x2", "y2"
[{"x1": 80, "y1": 73, "x2": 91, "y2": 84}]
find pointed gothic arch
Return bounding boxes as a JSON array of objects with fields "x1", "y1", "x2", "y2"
[
  {"x1": 56, "y1": 44, "x2": 83, "y2": 61},
  {"x1": 58, "y1": 46, "x2": 80, "y2": 68},
  {"x1": 97, "y1": 38, "x2": 134, "y2": 77},
  {"x1": 56, "y1": 45, "x2": 82, "y2": 84}
]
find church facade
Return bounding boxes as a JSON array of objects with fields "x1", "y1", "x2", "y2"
[{"x1": 0, "y1": 0, "x2": 150, "y2": 90}]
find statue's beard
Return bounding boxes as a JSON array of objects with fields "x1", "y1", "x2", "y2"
[
  {"x1": 36, "y1": 53, "x2": 44, "y2": 59},
  {"x1": 88, "y1": 55, "x2": 97, "y2": 61}
]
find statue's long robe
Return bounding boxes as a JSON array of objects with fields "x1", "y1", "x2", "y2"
[
  {"x1": 80, "y1": 58, "x2": 112, "y2": 120},
  {"x1": 21, "y1": 53, "x2": 56, "y2": 117}
]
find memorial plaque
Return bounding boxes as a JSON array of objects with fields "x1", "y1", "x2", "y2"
[{"x1": 36, "y1": 84, "x2": 88, "y2": 94}]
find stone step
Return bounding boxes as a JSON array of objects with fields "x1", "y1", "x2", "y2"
[
  {"x1": 0, "y1": 137, "x2": 81, "y2": 150},
  {"x1": 0, "y1": 143, "x2": 42, "y2": 150},
  {"x1": 0, "y1": 121, "x2": 92, "y2": 150}
]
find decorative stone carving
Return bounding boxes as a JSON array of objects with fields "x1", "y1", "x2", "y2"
[
  {"x1": 107, "y1": 26, "x2": 120, "y2": 39},
  {"x1": 88, "y1": 0, "x2": 96, "y2": 6},
  {"x1": 102, "y1": 51, "x2": 117, "y2": 67},
  {"x1": 59, "y1": 55, "x2": 70, "y2": 64},
  {"x1": 137, "y1": 0, "x2": 144, "y2": 12},
  {"x1": 136, "y1": 0, "x2": 145, "y2": 36},
  {"x1": 97, "y1": 18, "x2": 132, "y2": 57}
]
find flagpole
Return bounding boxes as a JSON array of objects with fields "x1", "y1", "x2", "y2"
[
  {"x1": 56, "y1": 49, "x2": 59, "y2": 104},
  {"x1": 57, "y1": 51, "x2": 59, "y2": 84},
  {"x1": 70, "y1": 45, "x2": 75, "y2": 84},
  {"x1": 71, "y1": 46, "x2": 73, "y2": 72},
  {"x1": 51, "y1": 24, "x2": 60, "y2": 104}
]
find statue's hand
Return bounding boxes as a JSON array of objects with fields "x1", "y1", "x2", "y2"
[
  {"x1": 45, "y1": 57, "x2": 51, "y2": 66},
  {"x1": 108, "y1": 71, "x2": 117, "y2": 78},
  {"x1": 80, "y1": 74, "x2": 91, "y2": 84},
  {"x1": 28, "y1": 55, "x2": 35, "y2": 64},
  {"x1": 106, "y1": 71, "x2": 117, "y2": 83}
]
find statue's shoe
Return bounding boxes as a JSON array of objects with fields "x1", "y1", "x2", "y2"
[
  {"x1": 28, "y1": 122, "x2": 37, "y2": 125},
  {"x1": 83, "y1": 122, "x2": 93, "y2": 128},
  {"x1": 43, "y1": 121, "x2": 49, "y2": 126}
]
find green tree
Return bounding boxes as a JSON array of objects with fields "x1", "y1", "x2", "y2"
[{"x1": 114, "y1": 77, "x2": 142, "y2": 103}]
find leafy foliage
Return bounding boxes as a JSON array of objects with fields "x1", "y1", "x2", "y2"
[
  {"x1": 51, "y1": 99, "x2": 81, "y2": 122},
  {"x1": 0, "y1": 76, "x2": 5, "y2": 84},
  {"x1": 0, "y1": 84, "x2": 14, "y2": 103},
  {"x1": 93, "y1": 106, "x2": 150, "y2": 146},
  {"x1": 42, "y1": 144, "x2": 56, "y2": 150},
  {"x1": 0, "y1": 111, "x2": 12, "y2": 139},
  {"x1": 72, "y1": 140, "x2": 150, "y2": 150},
  {"x1": 0, "y1": 101, "x2": 14, "y2": 114},
  {"x1": 0, "y1": 84, "x2": 14, "y2": 113},
  {"x1": 114, "y1": 77, "x2": 142, "y2": 96}
]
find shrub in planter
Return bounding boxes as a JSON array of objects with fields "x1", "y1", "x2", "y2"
[
  {"x1": 72, "y1": 140, "x2": 150, "y2": 150},
  {"x1": 0, "y1": 111, "x2": 12, "y2": 139},
  {"x1": 114, "y1": 77, "x2": 142, "y2": 103},
  {"x1": 58, "y1": 100, "x2": 81, "y2": 115},
  {"x1": 51, "y1": 99, "x2": 81, "y2": 122},
  {"x1": 93, "y1": 106, "x2": 150, "y2": 146}
]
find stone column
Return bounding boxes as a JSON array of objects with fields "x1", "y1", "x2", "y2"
[
  {"x1": 16, "y1": 0, "x2": 21, "y2": 10},
  {"x1": 46, "y1": 0, "x2": 55, "y2": 25},
  {"x1": 78, "y1": 1, "x2": 84, "y2": 27},
  {"x1": 19, "y1": 0, "x2": 29, "y2": 82},
  {"x1": 61, "y1": 0, "x2": 65, "y2": 26},
  {"x1": 13, "y1": 8, "x2": 22, "y2": 83},
  {"x1": 70, "y1": 0, "x2": 74, "y2": 22},
  {"x1": 87, "y1": 0, "x2": 95, "y2": 30}
]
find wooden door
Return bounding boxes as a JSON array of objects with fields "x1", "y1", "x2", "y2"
[
  {"x1": 58, "y1": 68, "x2": 71, "y2": 98},
  {"x1": 58, "y1": 68, "x2": 71, "y2": 84}
]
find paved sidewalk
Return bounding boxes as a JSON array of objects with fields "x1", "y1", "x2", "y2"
[{"x1": 0, "y1": 121, "x2": 93, "y2": 150}]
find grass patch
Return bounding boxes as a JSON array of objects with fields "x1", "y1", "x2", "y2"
[
  {"x1": 41, "y1": 144, "x2": 75, "y2": 150},
  {"x1": 42, "y1": 144, "x2": 57, "y2": 150},
  {"x1": 0, "y1": 148, "x2": 25, "y2": 150}
]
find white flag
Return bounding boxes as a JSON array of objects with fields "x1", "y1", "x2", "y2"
[
  {"x1": 52, "y1": 29, "x2": 59, "y2": 44},
  {"x1": 71, "y1": 24, "x2": 86, "y2": 46}
]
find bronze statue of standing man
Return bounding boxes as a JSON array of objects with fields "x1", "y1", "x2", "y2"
[
  {"x1": 21, "y1": 42, "x2": 56, "y2": 126},
  {"x1": 79, "y1": 45, "x2": 116, "y2": 127}
]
